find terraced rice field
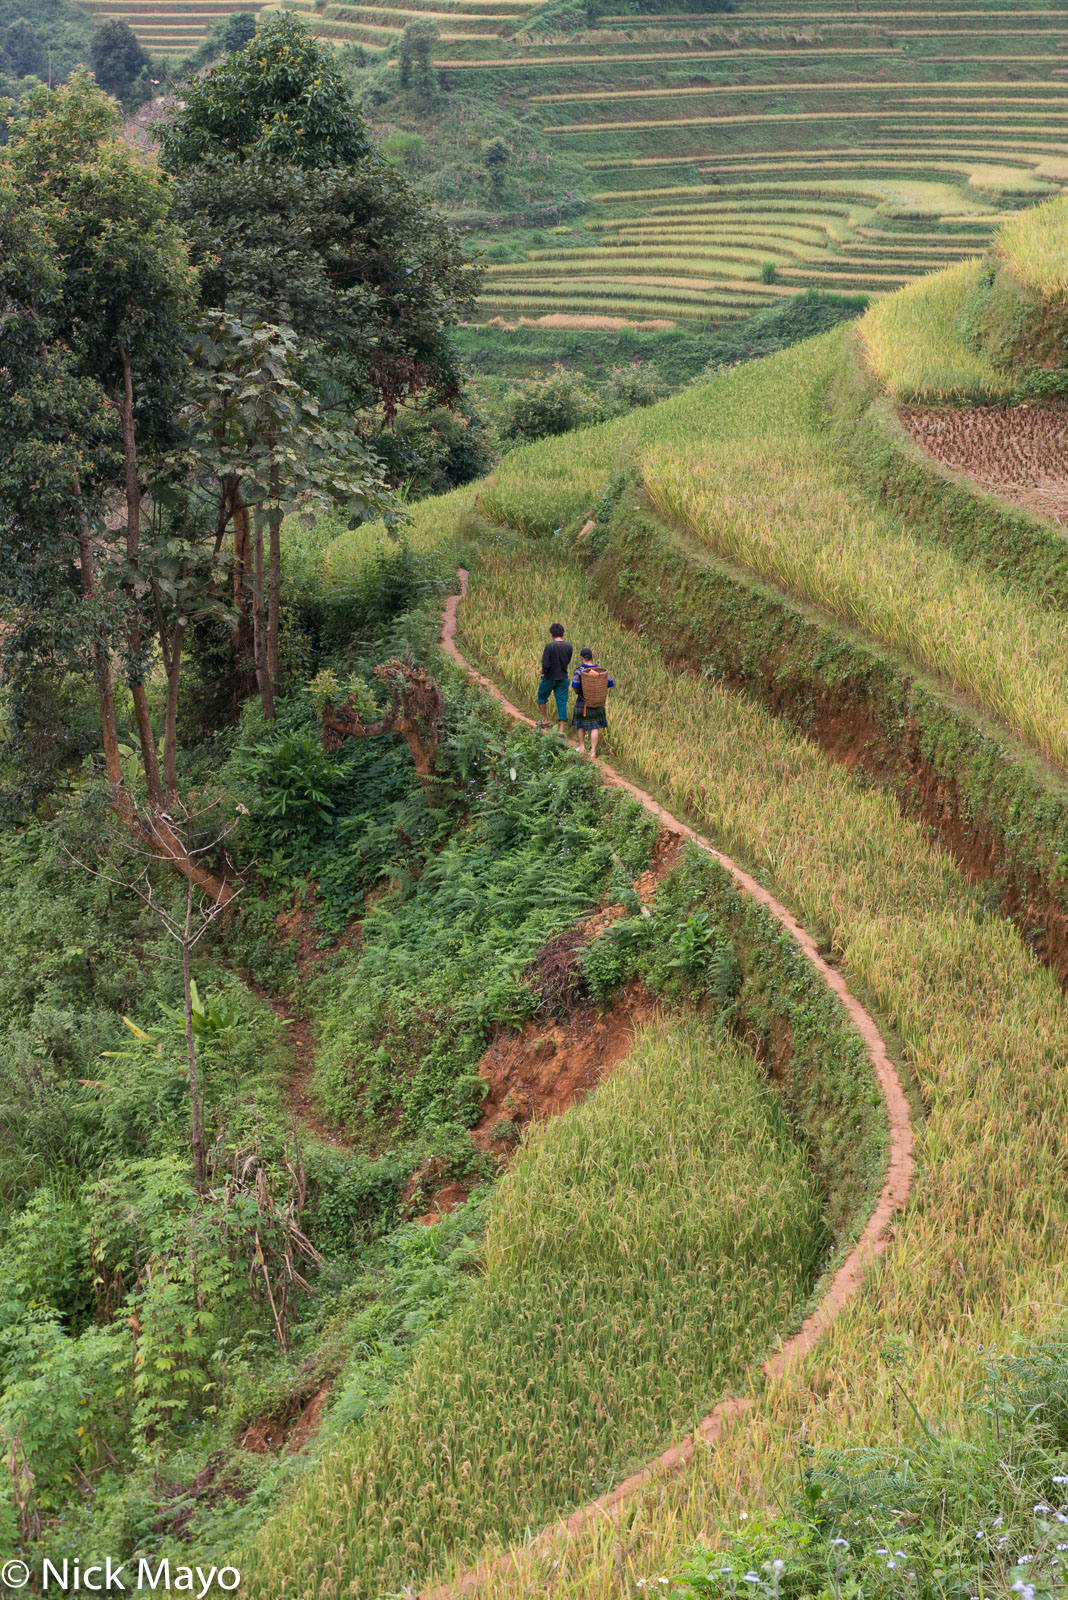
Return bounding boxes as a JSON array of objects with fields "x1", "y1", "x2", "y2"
[
  {"x1": 431, "y1": 0, "x2": 1068, "y2": 322},
  {"x1": 86, "y1": 0, "x2": 1068, "y2": 308},
  {"x1": 76, "y1": 0, "x2": 271, "y2": 53}
]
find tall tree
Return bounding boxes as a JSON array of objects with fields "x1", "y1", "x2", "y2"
[
  {"x1": 159, "y1": 13, "x2": 479, "y2": 417},
  {"x1": 89, "y1": 17, "x2": 149, "y2": 101},
  {"x1": 158, "y1": 13, "x2": 479, "y2": 706},
  {"x1": 398, "y1": 19, "x2": 439, "y2": 105},
  {"x1": 0, "y1": 75, "x2": 229, "y2": 897},
  {"x1": 177, "y1": 315, "x2": 393, "y2": 721}
]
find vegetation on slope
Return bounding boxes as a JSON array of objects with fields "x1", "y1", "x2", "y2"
[
  {"x1": 858, "y1": 258, "x2": 1010, "y2": 401},
  {"x1": 860, "y1": 191, "x2": 1068, "y2": 401},
  {"x1": 998, "y1": 190, "x2": 1068, "y2": 301},
  {"x1": 250, "y1": 1014, "x2": 829, "y2": 1597},
  {"x1": 433, "y1": 535, "x2": 1068, "y2": 1600}
]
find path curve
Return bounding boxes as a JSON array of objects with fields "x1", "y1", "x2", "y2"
[{"x1": 428, "y1": 569, "x2": 914, "y2": 1600}]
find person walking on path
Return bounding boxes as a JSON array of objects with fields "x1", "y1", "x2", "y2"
[
  {"x1": 537, "y1": 621, "x2": 573, "y2": 734},
  {"x1": 571, "y1": 648, "x2": 613, "y2": 760}
]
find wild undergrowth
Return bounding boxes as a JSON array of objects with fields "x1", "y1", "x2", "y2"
[
  {"x1": 309, "y1": 720, "x2": 659, "y2": 1135},
  {"x1": 432, "y1": 543, "x2": 1068, "y2": 1600},
  {"x1": 678, "y1": 1332, "x2": 1068, "y2": 1599},
  {"x1": 249, "y1": 1014, "x2": 826, "y2": 1597}
]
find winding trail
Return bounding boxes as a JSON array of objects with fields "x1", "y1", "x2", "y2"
[{"x1": 428, "y1": 568, "x2": 915, "y2": 1600}]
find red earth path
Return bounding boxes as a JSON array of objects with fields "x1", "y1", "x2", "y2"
[{"x1": 426, "y1": 568, "x2": 916, "y2": 1599}]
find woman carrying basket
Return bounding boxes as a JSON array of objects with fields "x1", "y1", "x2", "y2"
[{"x1": 571, "y1": 648, "x2": 614, "y2": 760}]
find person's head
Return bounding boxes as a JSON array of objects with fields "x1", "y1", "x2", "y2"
[
  {"x1": 580, "y1": 647, "x2": 594, "y2": 662},
  {"x1": 549, "y1": 622, "x2": 565, "y2": 639}
]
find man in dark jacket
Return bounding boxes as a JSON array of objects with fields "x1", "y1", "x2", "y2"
[{"x1": 537, "y1": 622, "x2": 573, "y2": 734}]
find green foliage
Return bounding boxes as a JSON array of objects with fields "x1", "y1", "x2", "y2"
[
  {"x1": 225, "y1": 688, "x2": 432, "y2": 927},
  {"x1": 374, "y1": 394, "x2": 498, "y2": 500},
  {"x1": 0, "y1": 0, "x2": 93, "y2": 92},
  {"x1": 0, "y1": 72, "x2": 197, "y2": 804},
  {"x1": 347, "y1": 56, "x2": 588, "y2": 227},
  {"x1": 89, "y1": 17, "x2": 149, "y2": 102},
  {"x1": 5, "y1": 15, "x2": 42, "y2": 75},
  {"x1": 313, "y1": 1199, "x2": 487, "y2": 1434},
  {"x1": 182, "y1": 313, "x2": 394, "y2": 529},
  {"x1": 161, "y1": 13, "x2": 369, "y2": 170},
  {"x1": 397, "y1": 18, "x2": 438, "y2": 105},
  {"x1": 311, "y1": 724, "x2": 654, "y2": 1133},
  {"x1": 380, "y1": 129, "x2": 423, "y2": 169},
  {"x1": 460, "y1": 292, "x2": 866, "y2": 397},
  {"x1": 499, "y1": 364, "x2": 601, "y2": 443},
  {"x1": 162, "y1": 17, "x2": 481, "y2": 421},
  {"x1": 701, "y1": 290, "x2": 867, "y2": 371},
  {"x1": 678, "y1": 1334, "x2": 1068, "y2": 1600}
]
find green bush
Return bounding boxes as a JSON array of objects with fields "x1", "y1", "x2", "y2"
[
  {"x1": 678, "y1": 1332, "x2": 1068, "y2": 1600},
  {"x1": 499, "y1": 365, "x2": 601, "y2": 444},
  {"x1": 311, "y1": 729, "x2": 657, "y2": 1133}
]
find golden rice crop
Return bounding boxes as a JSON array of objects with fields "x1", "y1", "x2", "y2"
[
  {"x1": 440, "y1": 543, "x2": 1068, "y2": 1600},
  {"x1": 997, "y1": 191, "x2": 1068, "y2": 299},
  {"x1": 247, "y1": 1017, "x2": 825, "y2": 1597},
  {"x1": 859, "y1": 258, "x2": 1010, "y2": 400},
  {"x1": 482, "y1": 324, "x2": 1068, "y2": 765},
  {"x1": 517, "y1": 313, "x2": 677, "y2": 330},
  {"x1": 533, "y1": 78, "x2": 1061, "y2": 104},
  {"x1": 644, "y1": 428, "x2": 1068, "y2": 768}
]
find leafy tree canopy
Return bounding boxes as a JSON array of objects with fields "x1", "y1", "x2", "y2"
[
  {"x1": 0, "y1": 0, "x2": 97, "y2": 95},
  {"x1": 0, "y1": 73, "x2": 196, "y2": 806},
  {"x1": 89, "y1": 16, "x2": 149, "y2": 101},
  {"x1": 160, "y1": 14, "x2": 481, "y2": 419},
  {"x1": 159, "y1": 11, "x2": 369, "y2": 169},
  {"x1": 5, "y1": 16, "x2": 43, "y2": 77}
]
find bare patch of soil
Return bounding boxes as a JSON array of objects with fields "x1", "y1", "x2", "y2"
[
  {"x1": 471, "y1": 983, "x2": 660, "y2": 1154},
  {"x1": 901, "y1": 401, "x2": 1068, "y2": 527},
  {"x1": 238, "y1": 1379, "x2": 333, "y2": 1457}
]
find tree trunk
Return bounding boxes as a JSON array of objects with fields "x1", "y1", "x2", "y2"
[
  {"x1": 231, "y1": 484, "x2": 253, "y2": 666},
  {"x1": 251, "y1": 503, "x2": 275, "y2": 722},
  {"x1": 162, "y1": 619, "x2": 186, "y2": 810},
  {"x1": 74, "y1": 481, "x2": 124, "y2": 791},
  {"x1": 113, "y1": 349, "x2": 233, "y2": 905},
  {"x1": 182, "y1": 881, "x2": 207, "y2": 1194},
  {"x1": 118, "y1": 345, "x2": 165, "y2": 814},
  {"x1": 267, "y1": 462, "x2": 282, "y2": 696}
]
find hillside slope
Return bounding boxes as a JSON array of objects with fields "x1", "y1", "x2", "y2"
[
  {"x1": 429, "y1": 0, "x2": 1068, "y2": 326},
  {"x1": 74, "y1": 0, "x2": 1068, "y2": 335},
  {"x1": 272, "y1": 193, "x2": 1068, "y2": 1596}
]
